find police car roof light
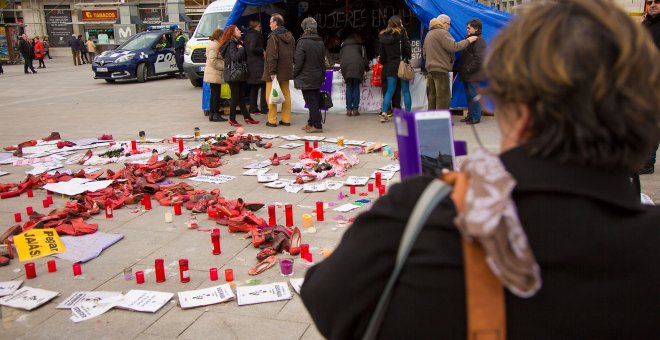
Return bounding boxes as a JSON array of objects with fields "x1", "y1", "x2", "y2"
[{"x1": 147, "y1": 24, "x2": 179, "y2": 31}]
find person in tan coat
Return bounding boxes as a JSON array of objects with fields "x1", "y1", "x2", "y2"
[
  {"x1": 262, "y1": 14, "x2": 295, "y2": 127},
  {"x1": 204, "y1": 28, "x2": 228, "y2": 122},
  {"x1": 86, "y1": 39, "x2": 97, "y2": 62}
]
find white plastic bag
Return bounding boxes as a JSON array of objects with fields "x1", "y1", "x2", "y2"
[{"x1": 269, "y1": 77, "x2": 285, "y2": 105}]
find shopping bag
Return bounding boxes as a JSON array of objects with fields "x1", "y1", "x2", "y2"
[
  {"x1": 371, "y1": 59, "x2": 383, "y2": 87},
  {"x1": 220, "y1": 83, "x2": 231, "y2": 99},
  {"x1": 269, "y1": 78, "x2": 285, "y2": 105}
]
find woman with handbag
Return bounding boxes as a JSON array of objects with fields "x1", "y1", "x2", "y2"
[
  {"x1": 377, "y1": 15, "x2": 412, "y2": 123},
  {"x1": 300, "y1": 0, "x2": 660, "y2": 338},
  {"x1": 220, "y1": 25, "x2": 259, "y2": 127},
  {"x1": 204, "y1": 28, "x2": 228, "y2": 122},
  {"x1": 294, "y1": 17, "x2": 326, "y2": 133}
]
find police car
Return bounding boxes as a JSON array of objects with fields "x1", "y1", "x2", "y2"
[{"x1": 92, "y1": 25, "x2": 181, "y2": 83}]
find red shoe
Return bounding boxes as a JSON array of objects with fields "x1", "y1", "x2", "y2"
[
  {"x1": 244, "y1": 118, "x2": 260, "y2": 124},
  {"x1": 229, "y1": 121, "x2": 242, "y2": 127},
  {"x1": 98, "y1": 134, "x2": 113, "y2": 140},
  {"x1": 248, "y1": 255, "x2": 277, "y2": 275},
  {"x1": 78, "y1": 150, "x2": 93, "y2": 165},
  {"x1": 256, "y1": 247, "x2": 277, "y2": 262},
  {"x1": 288, "y1": 227, "x2": 302, "y2": 255},
  {"x1": 42, "y1": 132, "x2": 62, "y2": 141}
]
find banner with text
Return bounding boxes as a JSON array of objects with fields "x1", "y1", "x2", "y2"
[{"x1": 14, "y1": 228, "x2": 66, "y2": 262}]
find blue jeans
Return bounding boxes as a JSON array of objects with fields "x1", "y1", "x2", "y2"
[
  {"x1": 382, "y1": 76, "x2": 411, "y2": 113},
  {"x1": 345, "y1": 78, "x2": 361, "y2": 111},
  {"x1": 463, "y1": 81, "x2": 481, "y2": 121}
]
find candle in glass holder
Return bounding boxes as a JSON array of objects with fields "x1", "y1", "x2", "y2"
[
  {"x1": 313, "y1": 141, "x2": 319, "y2": 149},
  {"x1": 47, "y1": 260, "x2": 57, "y2": 273},
  {"x1": 302, "y1": 213, "x2": 313, "y2": 228},
  {"x1": 304, "y1": 141, "x2": 310, "y2": 152},
  {"x1": 279, "y1": 259, "x2": 294, "y2": 276},
  {"x1": 105, "y1": 199, "x2": 113, "y2": 218},
  {"x1": 143, "y1": 194, "x2": 152, "y2": 210},
  {"x1": 155, "y1": 258, "x2": 166, "y2": 283},
  {"x1": 46, "y1": 196, "x2": 53, "y2": 205},
  {"x1": 375, "y1": 172, "x2": 382, "y2": 187},
  {"x1": 268, "y1": 205, "x2": 276, "y2": 226},
  {"x1": 179, "y1": 259, "x2": 190, "y2": 283},
  {"x1": 72, "y1": 263, "x2": 82, "y2": 276},
  {"x1": 349, "y1": 186, "x2": 356, "y2": 195},
  {"x1": 178, "y1": 139, "x2": 184, "y2": 153},
  {"x1": 25, "y1": 262, "x2": 37, "y2": 279},
  {"x1": 316, "y1": 201, "x2": 324, "y2": 221},
  {"x1": 379, "y1": 185, "x2": 386, "y2": 197},
  {"x1": 42, "y1": 199, "x2": 49, "y2": 208},
  {"x1": 165, "y1": 212, "x2": 173, "y2": 223},
  {"x1": 135, "y1": 271, "x2": 145, "y2": 284},
  {"x1": 26, "y1": 206, "x2": 33, "y2": 215},
  {"x1": 211, "y1": 229, "x2": 221, "y2": 255},
  {"x1": 14, "y1": 213, "x2": 22, "y2": 223},
  {"x1": 368, "y1": 183, "x2": 374, "y2": 192},
  {"x1": 174, "y1": 203, "x2": 182, "y2": 215},
  {"x1": 131, "y1": 140, "x2": 138, "y2": 152},
  {"x1": 225, "y1": 268, "x2": 234, "y2": 282},
  {"x1": 285, "y1": 204, "x2": 293, "y2": 227},
  {"x1": 209, "y1": 268, "x2": 218, "y2": 281},
  {"x1": 27, "y1": 189, "x2": 33, "y2": 198},
  {"x1": 300, "y1": 244, "x2": 310, "y2": 258}
]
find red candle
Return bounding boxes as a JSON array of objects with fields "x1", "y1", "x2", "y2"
[
  {"x1": 105, "y1": 199, "x2": 113, "y2": 218},
  {"x1": 209, "y1": 268, "x2": 219, "y2": 281},
  {"x1": 25, "y1": 262, "x2": 37, "y2": 279},
  {"x1": 42, "y1": 199, "x2": 49, "y2": 208},
  {"x1": 155, "y1": 258, "x2": 166, "y2": 283},
  {"x1": 72, "y1": 263, "x2": 82, "y2": 276},
  {"x1": 316, "y1": 202, "x2": 324, "y2": 221},
  {"x1": 47, "y1": 260, "x2": 57, "y2": 272},
  {"x1": 268, "y1": 205, "x2": 276, "y2": 226},
  {"x1": 27, "y1": 189, "x2": 33, "y2": 198},
  {"x1": 313, "y1": 141, "x2": 319, "y2": 149},
  {"x1": 143, "y1": 194, "x2": 152, "y2": 210},
  {"x1": 46, "y1": 196, "x2": 53, "y2": 205},
  {"x1": 285, "y1": 204, "x2": 293, "y2": 227},
  {"x1": 131, "y1": 140, "x2": 137, "y2": 152},
  {"x1": 304, "y1": 141, "x2": 310, "y2": 152},
  {"x1": 178, "y1": 139, "x2": 184, "y2": 153},
  {"x1": 174, "y1": 203, "x2": 182, "y2": 215},
  {"x1": 375, "y1": 172, "x2": 382, "y2": 188},
  {"x1": 349, "y1": 185, "x2": 356, "y2": 194},
  {"x1": 135, "y1": 271, "x2": 145, "y2": 284},
  {"x1": 179, "y1": 259, "x2": 190, "y2": 283},
  {"x1": 26, "y1": 206, "x2": 33, "y2": 215},
  {"x1": 368, "y1": 183, "x2": 374, "y2": 192},
  {"x1": 379, "y1": 185, "x2": 386, "y2": 197},
  {"x1": 300, "y1": 244, "x2": 309, "y2": 259},
  {"x1": 14, "y1": 213, "x2": 22, "y2": 223},
  {"x1": 225, "y1": 268, "x2": 234, "y2": 282},
  {"x1": 211, "y1": 229, "x2": 221, "y2": 255},
  {"x1": 304, "y1": 253, "x2": 313, "y2": 262},
  {"x1": 207, "y1": 206, "x2": 215, "y2": 219},
  {"x1": 171, "y1": 136, "x2": 176, "y2": 143}
]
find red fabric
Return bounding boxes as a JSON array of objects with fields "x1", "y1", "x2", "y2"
[
  {"x1": 371, "y1": 60, "x2": 383, "y2": 87},
  {"x1": 34, "y1": 41, "x2": 44, "y2": 58}
]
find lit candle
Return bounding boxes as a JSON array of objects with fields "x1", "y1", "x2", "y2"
[
  {"x1": 375, "y1": 172, "x2": 382, "y2": 187},
  {"x1": 268, "y1": 205, "x2": 276, "y2": 226},
  {"x1": 211, "y1": 229, "x2": 221, "y2": 255},
  {"x1": 285, "y1": 204, "x2": 293, "y2": 227},
  {"x1": 25, "y1": 262, "x2": 37, "y2": 279},
  {"x1": 305, "y1": 141, "x2": 310, "y2": 152},
  {"x1": 316, "y1": 201, "x2": 324, "y2": 221},
  {"x1": 131, "y1": 140, "x2": 138, "y2": 152},
  {"x1": 178, "y1": 139, "x2": 184, "y2": 153},
  {"x1": 379, "y1": 185, "x2": 386, "y2": 197},
  {"x1": 72, "y1": 263, "x2": 82, "y2": 276},
  {"x1": 313, "y1": 141, "x2": 319, "y2": 149},
  {"x1": 302, "y1": 213, "x2": 313, "y2": 228},
  {"x1": 179, "y1": 259, "x2": 190, "y2": 283},
  {"x1": 105, "y1": 199, "x2": 113, "y2": 218}
]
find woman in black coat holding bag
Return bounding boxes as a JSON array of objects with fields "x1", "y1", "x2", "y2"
[
  {"x1": 294, "y1": 17, "x2": 327, "y2": 133},
  {"x1": 219, "y1": 25, "x2": 259, "y2": 127},
  {"x1": 245, "y1": 20, "x2": 267, "y2": 115},
  {"x1": 378, "y1": 15, "x2": 412, "y2": 123}
]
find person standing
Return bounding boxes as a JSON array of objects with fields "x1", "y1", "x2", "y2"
[
  {"x1": 18, "y1": 34, "x2": 36, "y2": 74},
  {"x1": 204, "y1": 29, "x2": 228, "y2": 122},
  {"x1": 174, "y1": 29, "x2": 186, "y2": 79},
  {"x1": 34, "y1": 36, "x2": 46, "y2": 68},
  {"x1": 245, "y1": 19, "x2": 267, "y2": 115},
  {"x1": 86, "y1": 38, "x2": 97, "y2": 63},
  {"x1": 263, "y1": 14, "x2": 295, "y2": 127},
  {"x1": 378, "y1": 15, "x2": 412, "y2": 123},
  {"x1": 423, "y1": 15, "x2": 476, "y2": 111},
  {"x1": 640, "y1": 0, "x2": 660, "y2": 174},
  {"x1": 43, "y1": 36, "x2": 52, "y2": 59},
  {"x1": 340, "y1": 33, "x2": 369, "y2": 117},
  {"x1": 68, "y1": 34, "x2": 82, "y2": 66},
  {"x1": 294, "y1": 17, "x2": 326, "y2": 133},
  {"x1": 458, "y1": 19, "x2": 486, "y2": 124},
  {"x1": 220, "y1": 25, "x2": 259, "y2": 127},
  {"x1": 79, "y1": 35, "x2": 89, "y2": 64}
]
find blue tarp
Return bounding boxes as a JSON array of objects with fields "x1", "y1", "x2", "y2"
[{"x1": 226, "y1": 0, "x2": 512, "y2": 108}]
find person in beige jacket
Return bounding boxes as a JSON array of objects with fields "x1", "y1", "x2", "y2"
[
  {"x1": 86, "y1": 39, "x2": 97, "y2": 62},
  {"x1": 423, "y1": 15, "x2": 476, "y2": 109},
  {"x1": 204, "y1": 28, "x2": 228, "y2": 122}
]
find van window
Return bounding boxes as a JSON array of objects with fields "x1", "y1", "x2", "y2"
[{"x1": 194, "y1": 12, "x2": 230, "y2": 38}]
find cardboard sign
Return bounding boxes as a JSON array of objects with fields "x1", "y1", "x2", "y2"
[
  {"x1": 14, "y1": 228, "x2": 66, "y2": 262},
  {"x1": 0, "y1": 287, "x2": 59, "y2": 310},
  {"x1": 177, "y1": 284, "x2": 235, "y2": 309}
]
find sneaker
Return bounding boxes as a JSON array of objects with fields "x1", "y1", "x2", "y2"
[
  {"x1": 380, "y1": 113, "x2": 389, "y2": 123},
  {"x1": 387, "y1": 112, "x2": 393, "y2": 118},
  {"x1": 306, "y1": 126, "x2": 323, "y2": 133}
]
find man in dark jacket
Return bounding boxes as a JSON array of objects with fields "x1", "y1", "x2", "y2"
[
  {"x1": 67, "y1": 34, "x2": 82, "y2": 66},
  {"x1": 245, "y1": 20, "x2": 267, "y2": 115},
  {"x1": 174, "y1": 29, "x2": 186, "y2": 79},
  {"x1": 640, "y1": 0, "x2": 660, "y2": 174},
  {"x1": 340, "y1": 33, "x2": 368, "y2": 116},
  {"x1": 294, "y1": 17, "x2": 326, "y2": 133},
  {"x1": 262, "y1": 14, "x2": 295, "y2": 127},
  {"x1": 458, "y1": 19, "x2": 486, "y2": 124},
  {"x1": 18, "y1": 34, "x2": 36, "y2": 74}
]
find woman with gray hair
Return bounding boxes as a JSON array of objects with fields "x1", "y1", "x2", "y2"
[{"x1": 294, "y1": 17, "x2": 327, "y2": 133}]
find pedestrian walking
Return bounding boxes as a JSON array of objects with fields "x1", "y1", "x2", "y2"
[
  {"x1": 79, "y1": 35, "x2": 89, "y2": 64},
  {"x1": 18, "y1": 34, "x2": 37, "y2": 74},
  {"x1": 294, "y1": 17, "x2": 326, "y2": 133},
  {"x1": 220, "y1": 25, "x2": 259, "y2": 127},
  {"x1": 263, "y1": 14, "x2": 295, "y2": 127},
  {"x1": 86, "y1": 38, "x2": 97, "y2": 63},
  {"x1": 245, "y1": 19, "x2": 267, "y2": 115},
  {"x1": 378, "y1": 15, "x2": 412, "y2": 122},
  {"x1": 204, "y1": 28, "x2": 228, "y2": 122},
  {"x1": 68, "y1": 34, "x2": 82, "y2": 66},
  {"x1": 34, "y1": 36, "x2": 46, "y2": 68},
  {"x1": 458, "y1": 19, "x2": 486, "y2": 124},
  {"x1": 43, "y1": 36, "x2": 52, "y2": 59},
  {"x1": 423, "y1": 15, "x2": 476, "y2": 111},
  {"x1": 340, "y1": 33, "x2": 369, "y2": 116}
]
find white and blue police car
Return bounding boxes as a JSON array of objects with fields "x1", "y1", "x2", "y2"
[{"x1": 92, "y1": 25, "x2": 180, "y2": 83}]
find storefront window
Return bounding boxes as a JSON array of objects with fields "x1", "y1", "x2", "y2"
[{"x1": 85, "y1": 28, "x2": 115, "y2": 44}]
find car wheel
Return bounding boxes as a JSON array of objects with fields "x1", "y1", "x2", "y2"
[
  {"x1": 189, "y1": 78, "x2": 202, "y2": 87},
  {"x1": 136, "y1": 63, "x2": 147, "y2": 83},
  {"x1": 105, "y1": 79, "x2": 116, "y2": 83}
]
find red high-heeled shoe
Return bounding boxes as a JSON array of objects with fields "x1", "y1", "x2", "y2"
[
  {"x1": 228, "y1": 121, "x2": 242, "y2": 127},
  {"x1": 288, "y1": 227, "x2": 302, "y2": 255},
  {"x1": 244, "y1": 118, "x2": 260, "y2": 124}
]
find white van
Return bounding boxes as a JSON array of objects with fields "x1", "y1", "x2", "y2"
[{"x1": 183, "y1": 0, "x2": 236, "y2": 87}]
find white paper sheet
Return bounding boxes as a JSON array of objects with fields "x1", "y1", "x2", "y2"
[
  {"x1": 344, "y1": 176, "x2": 370, "y2": 186},
  {"x1": 236, "y1": 282, "x2": 292, "y2": 306},
  {"x1": 284, "y1": 183, "x2": 304, "y2": 193},
  {"x1": 0, "y1": 171, "x2": 8, "y2": 177},
  {"x1": 53, "y1": 232, "x2": 124, "y2": 263},
  {"x1": 333, "y1": 203, "x2": 361, "y2": 212},
  {"x1": 324, "y1": 181, "x2": 344, "y2": 190},
  {"x1": 344, "y1": 140, "x2": 366, "y2": 146},
  {"x1": 379, "y1": 164, "x2": 401, "y2": 172},
  {"x1": 264, "y1": 179, "x2": 294, "y2": 189},
  {"x1": 289, "y1": 278, "x2": 304, "y2": 295},
  {"x1": 370, "y1": 171, "x2": 396, "y2": 180},
  {"x1": 255, "y1": 134, "x2": 278, "y2": 139},
  {"x1": 280, "y1": 135, "x2": 303, "y2": 141},
  {"x1": 243, "y1": 168, "x2": 270, "y2": 176},
  {"x1": 177, "y1": 284, "x2": 235, "y2": 309},
  {"x1": 42, "y1": 179, "x2": 113, "y2": 196},
  {"x1": 257, "y1": 173, "x2": 279, "y2": 183},
  {"x1": 70, "y1": 295, "x2": 124, "y2": 323},
  {"x1": 57, "y1": 291, "x2": 123, "y2": 309},
  {"x1": 116, "y1": 290, "x2": 173, "y2": 313},
  {"x1": 303, "y1": 182, "x2": 327, "y2": 192},
  {"x1": 188, "y1": 175, "x2": 236, "y2": 184},
  {"x1": 302, "y1": 136, "x2": 325, "y2": 141},
  {"x1": 0, "y1": 281, "x2": 23, "y2": 297},
  {"x1": 0, "y1": 287, "x2": 59, "y2": 310},
  {"x1": 317, "y1": 145, "x2": 345, "y2": 153},
  {"x1": 279, "y1": 143, "x2": 303, "y2": 149},
  {"x1": 243, "y1": 160, "x2": 273, "y2": 169},
  {"x1": 26, "y1": 161, "x2": 62, "y2": 175},
  {"x1": 12, "y1": 156, "x2": 53, "y2": 165}
]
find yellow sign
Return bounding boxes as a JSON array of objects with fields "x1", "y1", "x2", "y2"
[{"x1": 14, "y1": 229, "x2": 66, "y2": 262}]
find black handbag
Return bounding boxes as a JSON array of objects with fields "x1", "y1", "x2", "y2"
[
  {"x1": 224, "y1": 60, "x2": 248, "y2": 82},
  {"x1": 320, "y1": 91, "x2": 333, "y2": 109}
]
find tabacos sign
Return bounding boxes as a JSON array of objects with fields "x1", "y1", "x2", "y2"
[{"x1": 82, "y1": 10, "x2": 118, "y2": 21}]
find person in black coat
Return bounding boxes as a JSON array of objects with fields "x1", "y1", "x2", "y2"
[
  {"x1": 67, "y1": 34, "x2": 82, "y2": 66},
  {"x1": 294, "y1": 18, "x2": 326, "y2": 133},
  {"x1": 340, "y1": 33, "x2": 369, "y2": 116},
  {"x1": 78, "y1": 35, "x2": 89, "y2": 64},
  {"x1": 639, "y1": 0, "x2": 660, "y2": 175},
  {"x1": 245, "y1": 20, "x2": 267, "y2": 115},
  {"x1": 458, "y1": 18, "x2": 487, "y2": 124},
  {"x1": 378, "y1": 15, "x2": 412, "y2": 122},
  {"x1": 18, "y1": 34, "x2": 36, "y2": 74},
  {"x1": 301, "y1": 0, "x2": 660, "y2": 338},
  {"x1": 220, "y1": 25, "x2": 259, "y2": 127}
]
